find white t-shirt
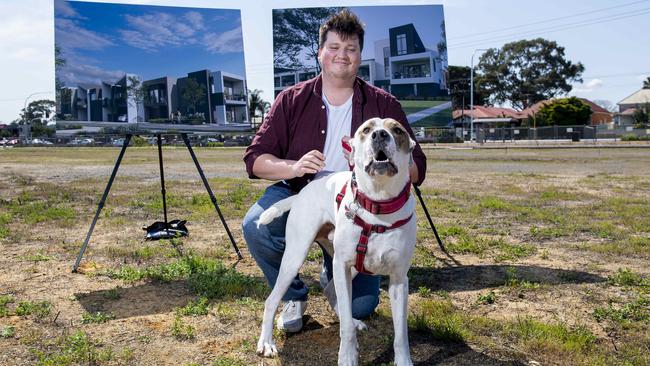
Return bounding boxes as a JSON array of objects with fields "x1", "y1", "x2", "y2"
[{"x1": 316, "y1": 93, "x2": 353, "y2": 178}]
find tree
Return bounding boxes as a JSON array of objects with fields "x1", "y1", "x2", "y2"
[
  {"x1": 476, "y1": 38, "x2": 585, "y2": 110},
  {"x1": 273, "y1": 7, "x2": 342, "y2": 72},
  {"x1": 248, "y1": 89, "x2": 271, "y2": 129},
  {"x1": 181, "y1": 78, "x2": 206, "y2": 116},
  {"x1": 437, "y1": 20, "x2": 447, "y2": 64},
  {"x1": 448, "y1": 65, "x2": 487, "y2": 110},
  {"x1": 536, "y1": 97, "x2": 591, "y2": 126},
  {"x1": 126, "y1": 76, "x2": 146, "y2": 122},
  {"x1": 21, "y1": 100, "x2": 56, "y2": 137},
  {"x1": 643, "y1": 77, "x2": 650, "y2": 89},
  {"x1": 633, "y1": 102, "x2": 649, "y2": 125},
  {"x1": 55, "y1": 43, "x2": 67, "y2": 119}
]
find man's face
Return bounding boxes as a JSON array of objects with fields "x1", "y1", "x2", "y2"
[{"x1": 318, "y1": 31, "x2": 361, "y2": 81}]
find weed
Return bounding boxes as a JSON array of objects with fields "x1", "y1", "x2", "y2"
[
  {"x1": 15, "y1": 300, "x2": 52, "y2": 319},
  {"x1": 608, "y1": 268, "x2": 649, "y2": 290},
  {"x1": 409, "y1": 299, "x2": 466, "y2": 342},
  {"x1": 593, "y1": 295, "x2": 650, "y2": 324},
  {"x1": 171, "y1": 315, "x2": 195, "y2": 340},
  {"x1": 31, "y1": 331, "x2": 116, "y2": 365},
  {"x1": 175, "y1": 297, "x2": 210, "y2": 317},
  {"x1": 24, "y1": 250, "x2": 54, "y2": 262},
  {"x1": 1, "y1": 326, "x2": 15, "y2": 338},
  {"x1": 476, "y1": 196, "x2": 512, "y2": 211},
  {"x1": 495, "y1": 242, "x2": 537, "y2": 262},
  {"x1": 417, "y1": 286, "x2": 432, "y2": 297},
  {"x1": 540, "y1": 249, "x2": 550, "y2": 259},
  {"x1": 477, "y1": 291, "x2": 497, "y2": 305},
  {"x1": 81, "y1": 311, "x2": 115, "y2": 324},
  {"x1": 102, "y1": 287, "x2": 122, "y2": 300},
  {"x1": 0, "y1": 294, "x2": 14, "y2": 317},
  {"x1": 0, "y1": 212, "x2": 11, "y2": 238},
  {"x1": 212, "y1": 356, "x2": 246, "y2": 366}
]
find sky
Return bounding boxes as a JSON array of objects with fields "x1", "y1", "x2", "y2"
[
  {"x1": 54, "y1": 0, "x2": 246, "y2": 87},
  {"x1": 1, "y1": 0, "x2": 649, "y2": 122}
]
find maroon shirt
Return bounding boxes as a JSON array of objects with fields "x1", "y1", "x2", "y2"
[{"x1": 244, "y1": 74, "x2": 427, "y2": 192}]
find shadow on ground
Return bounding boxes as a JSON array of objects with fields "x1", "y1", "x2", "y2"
[
  {"x1": 407, "y1": 264, "x2": 606, "y2": 293},
  {"x1": 278, "y1": 315, "x2": 525, "y2": 365},
  {"x1": 75, "y1": 280, "x2": 192, "y2": 318}
]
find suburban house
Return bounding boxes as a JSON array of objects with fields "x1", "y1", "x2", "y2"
[
  {"x1": 58, "y1": 69, "x2": 249, "y2": 125},
  {"x1": 452, "y1": 105, "x2": 524, "y2": 129},
  {"x1": 615, "y1": 88, "x2": 650, "y2": 125},
  {"x1": 452, "y1": 98, "x2": 613, "y2": 128},
  {"x1": 521, "y1": 98, "x2": 612, "y2": 126},
  {"x1": 274, "y1": 23, "x2": 448, "y2": 99}
]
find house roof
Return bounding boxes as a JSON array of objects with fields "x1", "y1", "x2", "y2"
[
  {"x1": 452, "y1": 105, "x2": 524, "y2": 120},
  {"x1": 520, "y1": 97, "x2": 611, "y2": 116},
  {"x1": 618, "y1": 89, "x2": 650, "y2": 105}
]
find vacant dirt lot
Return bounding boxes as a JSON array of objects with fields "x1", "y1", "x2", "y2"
[{"x1": 0, "y1": 145, "x2": 649, "y2": 365}]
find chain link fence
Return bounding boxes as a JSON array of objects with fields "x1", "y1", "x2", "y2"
[{"x1": 414, "y1": 125, "x2": 650, "y2": 143}]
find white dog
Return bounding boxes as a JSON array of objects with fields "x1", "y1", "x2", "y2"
[{"x1": 256, "y1": 118, "x2": 418, "y2": 366}]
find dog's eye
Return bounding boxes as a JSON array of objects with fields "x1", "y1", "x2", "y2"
[
  {"x1": 363, "y1": 127, "x2": 371, "y2": 134},
  {"x1": 393, "y1": 127, "x2": 403, "y2": 135}
]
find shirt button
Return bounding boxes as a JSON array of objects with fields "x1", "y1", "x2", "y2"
[
  {"x1": 321, "y1": 130, "x2": 325, "y2": 134},
  {"x1": 321, "y1": 105, "x2": 325, "y2": 109}
]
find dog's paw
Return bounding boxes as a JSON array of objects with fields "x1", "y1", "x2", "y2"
[
  {"x1": 352, "y1": 318, "x2": 367, "y2": 331},
  {"x1": 256, "y1": 339, "x2": 278, "y2": 358}
]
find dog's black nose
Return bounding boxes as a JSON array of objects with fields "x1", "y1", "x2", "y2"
[{"x1": 371, "y1": 129, "x2": 389, "y2": 142}]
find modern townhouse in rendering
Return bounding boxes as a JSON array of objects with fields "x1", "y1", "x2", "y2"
[
  {"x1": 274, "y1": 23, "x2": 448, "y2": 99},
  {"x1": 58, "y1": 70, "x2": 249, "y2": 126}
]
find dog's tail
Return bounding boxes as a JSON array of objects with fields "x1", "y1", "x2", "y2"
[{"x1": 256, "y1": 196, "x2": 297, "y2": 227}]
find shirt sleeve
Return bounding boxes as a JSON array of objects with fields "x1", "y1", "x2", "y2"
[
  {"x1": 243, "y1": 90, "x2": 290, "y2": 179},
  {"x1": 385, "y1": 96, "x2": 427, "y2": 186}
]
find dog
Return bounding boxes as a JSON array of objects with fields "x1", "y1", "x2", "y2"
[{"x1": 256, "y1": 117, "x2": 418, "y2": 366}]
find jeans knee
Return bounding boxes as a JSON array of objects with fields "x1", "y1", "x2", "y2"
[{"x1": 351, "y1": 294, "x2": 379, "y2": 319}]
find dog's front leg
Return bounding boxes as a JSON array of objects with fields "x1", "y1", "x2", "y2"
[
  {"x1": 389, "y1": 275, "x2": 413, "y2": 366},
  {"x1": 333, "y1": 257, "x2": 358, "y2": 366}
]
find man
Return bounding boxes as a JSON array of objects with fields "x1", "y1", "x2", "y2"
[{"x1": 242, "y1": 10, "x2": 426, "y2": 333}]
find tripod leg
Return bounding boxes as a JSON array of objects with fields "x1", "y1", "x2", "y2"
[
  {"x1": 413, "y1": 185, "x2": 446, "y2": 250},
  {"x1": 157, "y1": 134, "x2": 169, "y2": 226},
  {"x1": 181, "y1": 133, "x2": 243, "y2": 259},
  {"x1": 73, "y1": 134, "x2": 132, "y2": 272}
]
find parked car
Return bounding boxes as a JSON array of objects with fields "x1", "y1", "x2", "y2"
[
  {"x1": 112, "y1": 138, "x2": 126, "y2": 147},
  {"x1": 70, "y1": 138, "x2": 95, "y2": 146},
  {"x1": 31, "y1": 138, "x2": 53, "y2": 145}
]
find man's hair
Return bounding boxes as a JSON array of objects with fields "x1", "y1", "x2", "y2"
[{"x1": 319, "y1": 9, "x2": 365, "y2": 51}]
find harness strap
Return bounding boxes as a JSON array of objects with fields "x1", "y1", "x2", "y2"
[{"x1": 335, "y1": 180, "x2": 413, "y2": 275}]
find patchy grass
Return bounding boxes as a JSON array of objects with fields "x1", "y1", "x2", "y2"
[
  {"x1": 171, "y1": 314, "x2": 195, "y2": 340},
  {"x1": 1, "y1": 326, "x2": 15, "y2": 339},
  {"x1": 30, "y1": 331, "x2": 131, "y2": 365},
  {"x1": 99, "y1": 255, "x2": 268, "y2": 300},
  {"x1": 175, "y1": 297, "x2": 210, "y2": 317},
  {"x1": 0, "y1": 295, "x2": 15, "y2": 317},
  {"x1": 81, "y1": 311, "x2": 115, "y2": 324},
  {"x1": 593, "y1": 295, "x2": 650, "y2": 324},
  {"x1": 15, "y1": 300, "x2": 53, "y2": 319}
]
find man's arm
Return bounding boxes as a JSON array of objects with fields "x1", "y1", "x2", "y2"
[{"x1": 252, "y1": 151, "x2": 326, "y2": 180}]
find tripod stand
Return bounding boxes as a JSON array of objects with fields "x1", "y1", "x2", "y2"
[{"x1": 72, "y1": 133, "x2": 243, "y2": 273}]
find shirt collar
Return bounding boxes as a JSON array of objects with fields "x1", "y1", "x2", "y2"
[{"x1": 313, "y1": 74, "x2": 365, "y2": 105}]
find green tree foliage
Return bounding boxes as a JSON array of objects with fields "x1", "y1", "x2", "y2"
[
  {"x1": 181, "y1": 78, "x2": 206, "y2": 115},
  {"x1": 633, "y1": 103, "x2": 649, "y2": 125},
  {"x1": 437, "y1": 20, "x2": 447, "y2": 64},
  {"x1": 126, "y1": 76, "x2": 145, "y2": 122},
  {"x1": 273, "y1": 7, "x2": 342, "y2": 72},
  {"x1": 643, "y1": 77, "x2": 650, "y2": 89},
  {"x1": 536, "y1": 97, "x2": 592, "y2": 126},
  {"x1": 247, "y1": 89, "x2": 271, "y2": 128},
  {"x1": 448, "y1": 65, "x2": 488, "y2": 110},
  {"x1": 476, "y1": 38, "x2": 585, "y2": 110},
  {"x1": 21, "y1": 100, "x2": 56, "y2": 137}
]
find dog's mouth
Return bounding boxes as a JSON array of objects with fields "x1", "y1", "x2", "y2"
[{"x1": 365, "y1": 148, "x2": 397, "y2": 176}]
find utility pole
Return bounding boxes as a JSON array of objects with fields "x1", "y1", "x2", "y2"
[{"x1": 470, "y1": 49, "x2": 488, "y2": 143}]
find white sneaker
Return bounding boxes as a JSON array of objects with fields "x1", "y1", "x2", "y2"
[{"x1": 277, "y1": 300, "x2": 307, "y2": 333}]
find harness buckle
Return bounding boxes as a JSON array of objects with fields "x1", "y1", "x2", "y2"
[{"x1": 345, "y1": 200, "x2": 361, "y2": 220}]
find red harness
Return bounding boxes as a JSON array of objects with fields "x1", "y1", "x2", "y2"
[{"x1": 335, "y1": 174, "x2": 413, "y2": 274}]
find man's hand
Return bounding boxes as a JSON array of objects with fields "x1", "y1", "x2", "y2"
[{"x1": 291, "y1": 150, "x2": 326, "y2": 177}]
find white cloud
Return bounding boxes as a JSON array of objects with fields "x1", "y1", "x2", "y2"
[
  {"x1": 573, "y1": 78, "x2": 603, "y2": 93},
  {"x1": 58, "y1": 62, "x2": 125, "y2": 86},
  {"x1": 119, "y1": 11, "x2": 204, "y2": 52},
  {"x1": 184, "y1": 11, "x2": 205, "y2": 30},
  {"x1": 203, "y1": 26, "x2": 243, "y2": 54},
  {"x1": 54, "y1": 0, "x2": 84, "y2": 19},
  {"x1": 56, "y1": 18, "x2": 114, "y2": 52}
]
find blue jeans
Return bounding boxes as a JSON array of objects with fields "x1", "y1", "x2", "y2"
[{"x1": 242, "y1": 181, "x2": 380, "y2": 319}]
